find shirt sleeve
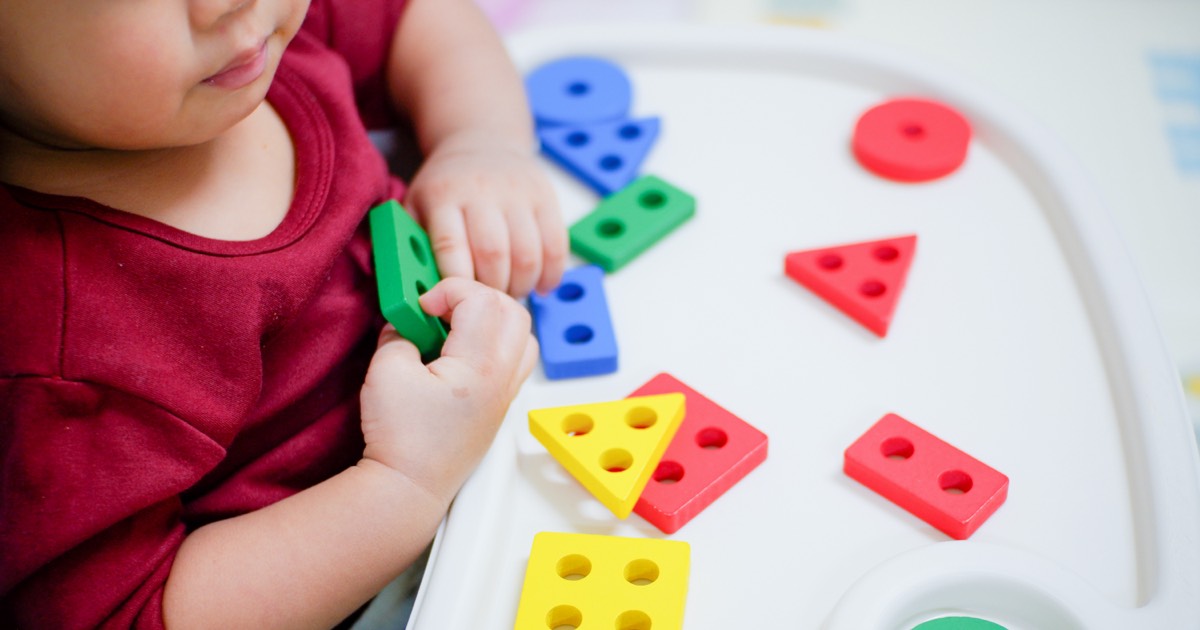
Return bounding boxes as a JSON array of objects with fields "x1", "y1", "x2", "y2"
[
  {"x1": 0, "y1": 377, "x2": 226, "y2": 629},
  {"x1": 302, "y1": 0, "x2": 412, "y2": 129}
]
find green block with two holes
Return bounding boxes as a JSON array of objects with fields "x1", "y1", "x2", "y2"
[
  {"x1": 369, "y1": 200, "x2": 447, "y2": 362},
  {"x1": 569, "y1": 175, "x2": 695, "y2": 272}
]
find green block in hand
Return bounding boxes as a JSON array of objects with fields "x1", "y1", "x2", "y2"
[
  {"x1": 369, "y1": 200, "x2": 446, "y2": 361},
  {"x1": 569, "y1": 175, "x2": 695, "y2": 272}
]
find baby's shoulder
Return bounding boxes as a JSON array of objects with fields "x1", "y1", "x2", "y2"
[{"x1": 0, "y1": 189, "x2": 69, "y2": 375}]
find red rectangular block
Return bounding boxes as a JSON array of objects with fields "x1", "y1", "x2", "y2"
[
  {"x1": 843, "y1": 413, "x2": 1008, "y2": 539},
  {"x1": 629, "y1": 373, "x2": 768, "y2": 534}
]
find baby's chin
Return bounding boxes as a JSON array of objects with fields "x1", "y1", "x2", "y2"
[{"x1": 94, "y1": 98, "x2": 269, "y2": 152}]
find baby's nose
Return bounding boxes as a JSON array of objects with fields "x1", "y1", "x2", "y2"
[{"x1": 189, "y1": 0, "x2": 255, "y2": 31}]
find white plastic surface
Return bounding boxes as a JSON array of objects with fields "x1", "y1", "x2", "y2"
[{"x1": 407, "y1": 25, "x2": 1200, "y2": 629}]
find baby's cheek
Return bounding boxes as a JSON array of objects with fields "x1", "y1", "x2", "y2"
[
  {"x1": 279, "y1": 0, "x2": 313, "y2": 37},
  {"x1": 53, "y1": 49, "x2": 194, "y2": 147}
]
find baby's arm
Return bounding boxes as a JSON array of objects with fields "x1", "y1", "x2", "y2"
[
  {"x1": 163, "y1": 278, "x2": 536, "y2": 629},
  {"x1": 387, "y1": 0, "x2": 566, "y2": 297}
]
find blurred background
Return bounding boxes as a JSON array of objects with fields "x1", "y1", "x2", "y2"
[{"x1": 478, "y1": 0, "x2": 1200, "y2": 445}]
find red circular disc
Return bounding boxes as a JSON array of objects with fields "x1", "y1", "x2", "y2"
[{"x1": 852, "y1": 98, "x2": 971, "y2": 182}]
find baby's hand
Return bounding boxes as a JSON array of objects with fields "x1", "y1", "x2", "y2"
[
  {"x1": 358, "y1": 277, "x2": 537, "y2": 502},
  {"x1": 403, "y1": 134, "x2": 567, "y2": 297}
]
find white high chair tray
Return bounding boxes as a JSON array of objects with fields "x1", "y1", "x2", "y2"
[{"x1": 406, "y1": 25, "x2": 1200, "y2": 629}]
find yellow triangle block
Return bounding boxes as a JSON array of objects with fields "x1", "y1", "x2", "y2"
[{"x1": 529, "y1": 393, "x2": 686, "y2": 518}]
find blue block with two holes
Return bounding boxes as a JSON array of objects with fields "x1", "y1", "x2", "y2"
[
  {"x1": 539, "y1": 116, "x2": 661, "y2": 196},
  {"x1": 529, "y1": 265, "x2": 618, "y2": 380},
  {"x1": 525, "y1": 56, "x2": 632, "y2": 128}
]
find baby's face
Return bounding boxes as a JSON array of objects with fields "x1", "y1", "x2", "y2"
[{"x1": 0, "y1": 0, "x2": 311, "y2": 151}]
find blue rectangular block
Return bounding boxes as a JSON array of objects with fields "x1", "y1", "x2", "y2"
[{"x1": 528, "y1": 265, "x2": 618, "y2": 379}]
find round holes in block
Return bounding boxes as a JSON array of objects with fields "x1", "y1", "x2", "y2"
[
  {"x1": 564, "y1": 324, "x2": 594, "y2": 345},
  {"x1": 414, "y1": 281, "x2": 437, "y2": 327},
  {"x1": 818, "y1": 254, "x2": 844, "y2": 271},
  {"x1": 566, "y1": 131, "x2": 590, "y2": 147},
  {"x1": 597, "y1": 219, "x2": 625, "y2": 238},
  {"x1": 902, "y1": 123, "x2": 926, "y2": 139},
  {"x1": 881, "y1": 436, "x2": 914, "y2": 460},
  {"x1": 860, "y1": 280, "x2": 887, "y2": 298},
  {"x1": 873, "y1": 245, "x2": 900, "y2": 262},
  {"x1": 638, "y1": 190, "x2": 667, "y2": 210},
  {"x1": 566, "y1": 81, "x2": 590, "y2": 97},
  {"x1": 556, "y1": 283, "x2": 585, "y2": 302},
  {"x1": 653, "y1": 460, "x2": 684, "y2": 484},
  {"x1": 616, "y1": 610, "x2": 653, "y2": 630},
  {"x1": 409, "y1": 236, "x2": 428, "y2": 266},
  {"x1": 562, "y1": 413, "x2": 593, "y2": 437},
  {"x1": 555, "y1": 554, "x2": 591, "y2": 581},
  {"x1": 599, "y1": 155, "x2": 623, "y2": 171},
  {"x1": 940, "y1": 469, "x2": 974, "y2": 494},
  {"x1": 625, "y1": 406, "x2": 657, "y2": 429},
  {"x1": 624, "y1": 559, "x2": 659, "y2": 586},
  {"x1": 601, "y1": 448, "x2": 633, "y2": 473},
  {"x1": 546, "y1": 605, "x2": 582, "y2": 630},
  {"x1": 618, "y1": 124, "x2": 642, "y2": 140},
  {"x1": 696, "y1": 427, "x2": 728, "y2": 450}
]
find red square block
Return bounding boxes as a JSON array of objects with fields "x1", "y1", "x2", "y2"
[
  {"x1": 629, "y1": 373, "x2": 768, "y2": 534},
  {"x1": 844, "y1": 413, "x2": 1008, "y2": 539}
]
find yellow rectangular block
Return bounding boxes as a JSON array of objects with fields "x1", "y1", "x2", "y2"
[{"x1": 513, "y1": 532, "x2": 690, "y2": 630}]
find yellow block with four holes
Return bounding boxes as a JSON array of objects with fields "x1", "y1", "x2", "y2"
[
  {"x1": 513, "y1": 532, "x2": 690, "y2": 630},
  {"x1": 529, "y1": 393, "x2": 685, "y2": 518}
]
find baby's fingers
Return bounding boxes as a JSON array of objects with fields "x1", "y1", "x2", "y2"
[
  {"x1": 417, "y1": 276, "x2": 487, "y2": 321},
  {"x1": 419, "y1": 278, "x2": 532, "y2": 364},
  {"x1": 463, "y1": 204, "x2": 512, "y2": 293},
  {"x1": 504, "y1": 208, "x2": 543, "y2": 298},
  {"x1": 534, "y1": 202, "x2": 568, "y2": 295},
  {"x1": 368, "y1": 325, "x2": 424, "y2": 371},
  {"x1": 423, "y1": 204, "x2": 475, "y2": 284},
  {"x1": 361, "y1": 325, "x2": 428, "y2": 424},
  {"x1": 518, "y1": 333, "x2": 538, "y2": 384}
]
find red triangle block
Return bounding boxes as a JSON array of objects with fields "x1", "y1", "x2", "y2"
[{"x1": 784, "y1": 235, "x2": 917, "y2": 337}]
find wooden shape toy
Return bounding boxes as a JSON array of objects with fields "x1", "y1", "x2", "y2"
[
  {"x1": 369, "y1": 200, "x2": 446, "y2": 362},
  {"x1": 629, "y1": 373, "x2": 768, "y2": 534},
  {"x1": 843, "y1": 413, "x2": 1009, "y2": 540},
  {"x1": 852, "y1": 97, "x2": 972, "y2": 182},
  {"x1": 529, "y1": 393, "x2": 686, "y2": 518},
  {"x1": 570, "y1": 175, "x2": 695, "y2": 272},
  {"x1": 784, "y1": 234, "x2": 917, "y2": 337},
  {"x1": 539, "y1": 116, "x2": 661, "y2": 196},
  {"x1": 513, "y1": 531, "x2": 690, "y2": 630},
  {"x1": 528, "y1": 265, "x2": 618, "y2": 380},
  {"x1": 525, "y1": 56, "x2": 632, "y2": 128}
]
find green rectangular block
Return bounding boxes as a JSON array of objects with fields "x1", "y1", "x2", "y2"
[
  {"x1": 569, "y1": 175, "x2": 695, "y2": 272},
  {"x1": 369, "y1": 200, "x2": 447, "y2": 362}
]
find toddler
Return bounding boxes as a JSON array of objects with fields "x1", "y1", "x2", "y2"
[{"x1": 0, "y1": 0, "x2": 565, "y2": 628}]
